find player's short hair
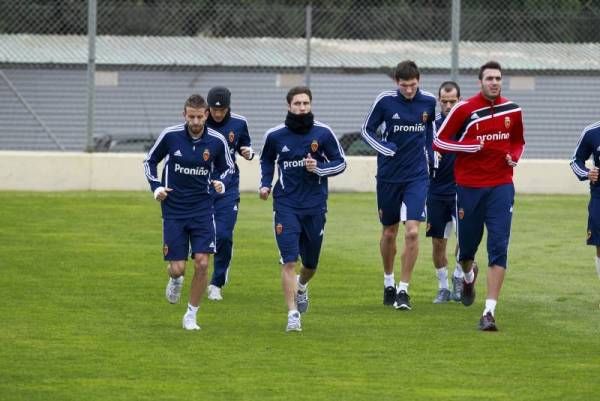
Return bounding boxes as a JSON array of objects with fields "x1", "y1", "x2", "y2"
[
  {"x1": 479, "y1": 61, "x2": 502, "y2": 80},
  {"x1": 184, "y1": 94, "x2": 207, "y2": 110},
  {"x1": 286, "y1": 86, "x2": 312, "y2": 105},
  {"x1": 438, "y1": 81, "x2": 461, "y2": 98},
  {"x1": 394, "y1": 60, "x2": 420, "y2": 81}
]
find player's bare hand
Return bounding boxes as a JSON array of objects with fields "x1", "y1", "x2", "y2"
[
  {"x1": 304, "y1": 153, "x2": 317, "y2": 172},
  {"x1": 589, "y1": 167, "x2": 599, "y2": 183},
  {"x1": 259, "y1": 187, "x2": 270, "y2": 200},
  {"x1": 154, "y1": 186, "x2": 172, "y2": 201},
  {"x1": 240, "y1": 146, "x2": 253, "y2": 160},
  {"x1": 505, "y1": 154, "x2": 518, "y2": 167},
  {"x1": 212, "y1": 180, "x2": 225, "y2": 194}
]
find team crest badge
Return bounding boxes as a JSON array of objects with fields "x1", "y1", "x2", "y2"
[
  {"x1": 422, "y1": 111, "x2": 429, "y2": 123},
  {"x1": 203, "y1": 149, "x2": 210, "y2": 161},
  {"x1": 504, "y1": 116, "x2": 511, "y2": 129},
  {"x1": 228, "y1": 130, "x2": 235, "y2": 143},
  {"x1": 311, "y1": 139, "x2": 319, "y2": 153},
  {"x1": 163, "y1": 244, "x2": 169, "y2": 256},
  {"x1": 587, "y1": 230, "x2": 592, "y2": 240},
  {"x1": 275, "y1": 223, "x2": 283, "y2": 235},
  {"x1": 458, "y1": 208, "x2": 465, "y2": 220}
]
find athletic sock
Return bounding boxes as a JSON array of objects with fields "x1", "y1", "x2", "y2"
[
  {"x1": 384, "y1": 273, "x2": 395, "y2": 288},
  {"x1": 436, "y1": 267, "x2": 449, "y2": 289},
  {"x1": 186, "y1": 303, "x2": 199, "y2": 317},
  {"x1": 483, "y1": 299, "x2": 497, "y2": 316},
  {"x1": 397, "y1": 281, "x2": 409, "y2": 293},
  {"x1": 288, "y1": 309, "x2": 299, "y2": 316},
  {"x1": 464, "y1": 269, "x2": 475, "y2": 284},
  {"x1": 297, "y1": 275, "x2": 307, "y2": 293},
  {"x1": 453, "y1": 264, "x2": 464, "y2": 279}
]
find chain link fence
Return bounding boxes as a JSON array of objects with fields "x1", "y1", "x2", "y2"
[{"x1": 1, "y1": 0, "x2": 599, "y2": 157}]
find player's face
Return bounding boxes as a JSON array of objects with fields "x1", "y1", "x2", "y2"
[
  {"x1": 479, "y1": 69, "x2": 502, "y2": 101},
  {"x1": 396, "y1": 78, "x2": 419, "y2": 100},
  {"x1": 209, "y1": 107, "x2": 229, "y2": 123},
  {"x1": 438, "y1": 89, "x2": 460, "y2": 116},
  {"x1": 288, "y1": 93, "x2": 311, "y2": 115},
  {"x1": 184, "y1": 106, "x2": 208, "y2": 136}
]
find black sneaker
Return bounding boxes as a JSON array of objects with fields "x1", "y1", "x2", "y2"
[
  {"x1": 383, "y1": 286, "x2": 396, "y2": 305},
  {"x1": 393, "y1": 290, "x2": 412, "y2": 310},
  {"x1": 479, "y1": 312, "x2": 498, "y2": 331},
  {"x1": 461, "y1": 264, "x2": 479, "y2": 306}
]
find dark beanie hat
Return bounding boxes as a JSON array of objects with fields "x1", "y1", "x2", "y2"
[{"x1": 207, "y1": 86, "x2": 231, "y2": 108}]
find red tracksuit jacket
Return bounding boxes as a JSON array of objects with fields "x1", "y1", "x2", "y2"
[{"x1": 433, "y1": 92, "x2": 525, "y2": 188}]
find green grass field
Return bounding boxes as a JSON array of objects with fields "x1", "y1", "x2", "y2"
[{"x1": 1, "y1": 192, "x2": 598, "y2": 401}]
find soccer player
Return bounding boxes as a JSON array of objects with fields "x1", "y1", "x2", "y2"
[
  {"x1": 570, "y1": 121, "x2": 600, "y2": 282},
  {"x1": 205, "y1": 86, "x2": 254, "y2": 301},
  {"x1": 144, "y1": 94, "x2": 234, "y2": 330},
  {"x1": 433, "y1": 61, "x2": 525, "y2": 331},
  {"x1": 259, "y1": 86, "x2": 346, "y2": 332},
  {"x1": 361, "y1": 60, "x2": 436, "y2": 310},
  {"x1": 427, "y1": 81, "x2": 464, "y2": 303}
]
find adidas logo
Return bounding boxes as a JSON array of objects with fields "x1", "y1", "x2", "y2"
[
  {"x1": 319, "y1": 229, "x2": 324, "y2": 236},
  {"x1": 392, "y1": 113, "x2": 401, "y2": 119},
  {"x1": 471, "y1": 112, "x2": 480, "y2": 120},
  {"x1": 281, "y1": 145, "x2": 290, "y2": 152},
  {"x1": 174, "y1": 150, "x2": 182, "y2": 157},
  {"x1": 209, "y1": 241, "x2": 215, "y2": 249}
]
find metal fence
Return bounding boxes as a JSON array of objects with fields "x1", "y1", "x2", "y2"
[{"x1": 0, "y1": 0, "x2": 599, "y2": 158}]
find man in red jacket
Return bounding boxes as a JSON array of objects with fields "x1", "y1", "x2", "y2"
[{"x1": 433, "y1": 61, "x2": 525, "y2": 331}]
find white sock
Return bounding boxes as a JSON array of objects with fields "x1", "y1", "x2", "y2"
[
  {"x1": 453, "y1": 264, "x2": 463, "y2": 279},
  {"x1": 288, "y1": 309, "x2": 299, "y2": 316},
  {"x1": 186, "y1": 303, "x2": 198, "y2": 317},
  {"x1": 464, "y1": 269, "x2": 475, "y2": 284},
  {"x1": 397, "y1": 281, "x2": 409, "y2": 293},
  {"x1": 297, "y1": 275, "x2": 307, "y2": 292},
  {"x1": 384, "y1": 273, "x2": 395, "y2": 288},
  {"x1": 595, "y1": 257, "x2": 600, "y2": 279},
  {"x1": 483, "y1": 299, "x2": 497, "y2": 316},
  {"x1": 436, "y1": 267, "x2": 449, "y2": 289}
]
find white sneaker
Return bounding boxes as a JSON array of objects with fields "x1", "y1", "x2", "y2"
[
  {"x1": 286, "y1": 311, "x2": 302, "y2": 332},
  {"x1": 165, "y1": 276, "x2": 184, "y2": 304},
  {"x1": 182, "y1": 314, "x2": 200, "y2": 330},
  {"x1": 207, "y1": 284, "x2": 223, "y2": 301}
]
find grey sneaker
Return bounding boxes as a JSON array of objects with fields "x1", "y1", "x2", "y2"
[
  {"x1": 286, "y1": 312, "x2": 302, "y2": 332},
  {"x1": 451, "y1": 275, "x2": 463, "y2": 302},
  {"x1": 479, "y1": 312, "x2": 498, "y2": 331},
  {"x1": 296, "y1": 290, "x2": 309, "y2": 314},
  {"x1": 165, "y1": 276, "x2": 184, "y2": 304},
  {"x1": 433, "y1": 288, "x2": 452, "y2": 304}
]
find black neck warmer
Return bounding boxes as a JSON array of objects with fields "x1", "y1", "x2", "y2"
[
  {"x1": 207, "y1": 111, "x2": 231, "y2": 128},
  {"x1": 285, "y1": 111, "x2": 314, "y2": 134}
]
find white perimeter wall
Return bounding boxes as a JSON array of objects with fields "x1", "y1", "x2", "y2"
[{"x1": 0, "y1": 151, "x2": 587, "y2": 195}]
